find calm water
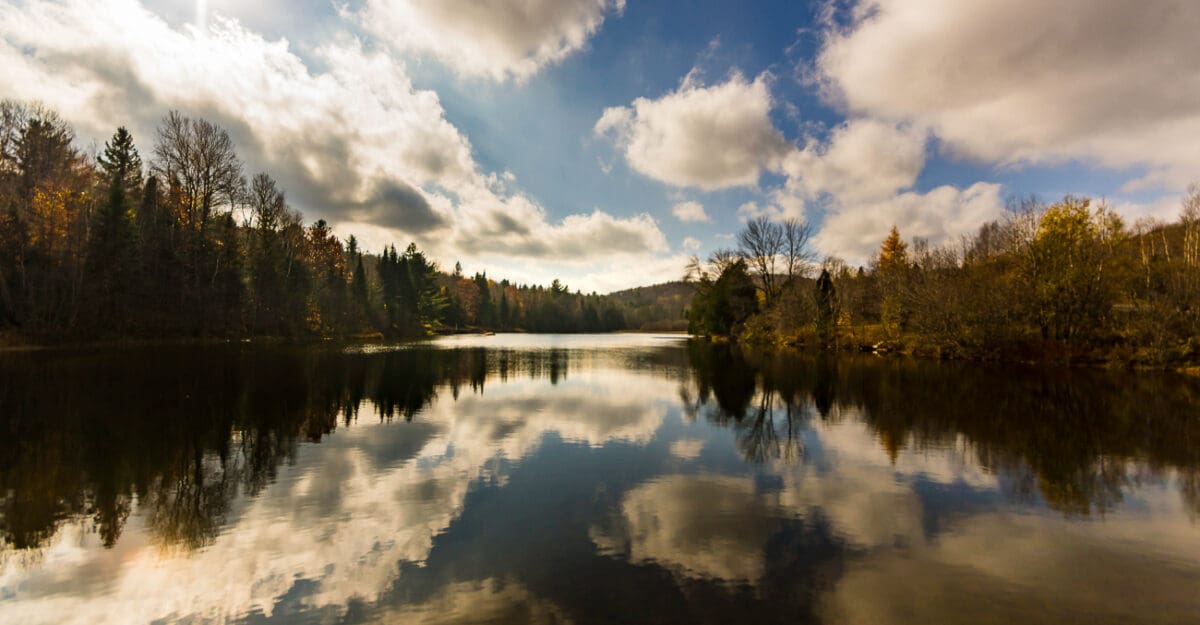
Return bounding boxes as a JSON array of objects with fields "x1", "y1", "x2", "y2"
[{"x1": 2, "y1": 334, "x2": 1199, "y2": 624}]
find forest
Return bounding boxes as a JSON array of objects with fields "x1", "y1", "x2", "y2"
[
  {"x1": 0, "y1": 101, "x2": 681, "y2": 343},
  {"x1": 8, "y1": 97, "x2": 1200, "y2": 365},
  {"x1": 688, "y1": 194, "x2": 1200, "y2": 366}
]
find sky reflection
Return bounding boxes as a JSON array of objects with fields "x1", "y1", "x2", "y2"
[{"x1": 2, "y1": 337, "x2": 1199, "y2": 624}]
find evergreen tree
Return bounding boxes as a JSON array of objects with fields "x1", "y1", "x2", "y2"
[
  {"x1": 473, "y1": 272, "x2": 493, "y2": 327},
  {"x1": 499, "y1": 292, "x2": 510, "y2": 330},
  {"x1": 583, "y1": 303, "x2": 600, "y2": 331},
  {"x1": 97, "y1": 127, "x2": 143, "y2": 201},
  {"x1": 814, "y1": 268, "x2": 838, "y2": 347},
  {"x1": 85, "y1": 128, "x2": 142, "y2": 333},
  {"x1": 211, "y1": 212, "x2": 245, "y2": 333},
  {"x1": 688, "y1": 260, "x2": 757, "y2": 337},
  {"x1": 351, "y1": 253, "x2": 371, "y2": 331},
  {"x1": 134, "y1": 175, "x2": 179, "y2": 333}
]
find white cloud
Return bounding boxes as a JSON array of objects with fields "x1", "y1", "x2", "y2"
[
  {"x1": 0, "y1": 0, "x2": 673, "y2": 292},
  {"x1": 595, "y1": 73, "x2": 792, "y2": 190},
  {"x1": 356, "y1": 0, "x2": 625, "y2": 82},
  {"x1": 816, "y1": 0, "x2": 1200, "y2": 190},
  {"x1": 681, "y1": 237, "x2": 701, "y2": 253},
  {"x1": 671, "y1": 200, "x2": 710, "y2": 223},
  {"x1": 781, "y1": 119, "x2": 926, "y2": 204},
  {"x1": 1110, "y1": 196, "x2": 1186, "y2": 224},
  {"x1": 593, "y1": 60, "x2": 992, "y2": 262},
  {"x1": 736, "y1": 201, "x2": 782, "y2": 223},
  {"x1": 812, "y1": 182, "x2": 1006, "y2": 262},
  {"x1": 765, "y1": 118, "x2": 1001, "y2": 262},
  {"x1": 469, "y1": 251, "x2": 692, "y2": 295}
]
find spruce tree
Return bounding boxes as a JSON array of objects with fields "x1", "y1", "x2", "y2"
[
  {"x1": 86, "y1": 128, "x2": 142, "y2": 333},
  {"x1": 97, "y1": 127, "x2": 143, "y2": 200}
]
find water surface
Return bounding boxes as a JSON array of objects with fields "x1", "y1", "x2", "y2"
[{"x1": 2, "y1": 334, "x2": 1199, "y2": 624}]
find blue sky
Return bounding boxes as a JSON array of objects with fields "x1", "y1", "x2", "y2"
[{"x1": 3, "y1": 0, "x2": 1197, "y2": 291}]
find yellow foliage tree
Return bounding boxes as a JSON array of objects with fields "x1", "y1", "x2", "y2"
[
  {"x1": 1026, "y1": 197, "x2": 1125, "y2": 343},
  {"x1": 877, "y1": 226, "x2": 911, "y2": 337}
]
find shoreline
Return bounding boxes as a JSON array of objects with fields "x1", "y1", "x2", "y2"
[
  {"x1": 0, "y1": 329, "x2": 688, "y2": 354},
  {"x1": 692, "y1": 333, "x2": 1200, "y2": 373},
  {"x1": 7, "y1": 330, "x2": 1197, "y2": 374}
]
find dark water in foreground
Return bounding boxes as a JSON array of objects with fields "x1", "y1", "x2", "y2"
[{"x1": 2, "y1": 334, "x2": 1199, "y2": 624}]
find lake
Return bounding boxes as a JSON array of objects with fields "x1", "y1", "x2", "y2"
[{"x1": 2, "y1": 334, "x2": 1199, "y2": 624}]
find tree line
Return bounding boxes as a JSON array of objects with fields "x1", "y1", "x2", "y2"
[
  {"x1": 0, "y1": 101, "x2": 649, "y2": 342},
  {"x1": 688, "y1": 193, "x2": 1200, "y2": 365}
]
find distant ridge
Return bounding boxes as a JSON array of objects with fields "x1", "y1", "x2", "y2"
[{"x1": 605, "y1": 281, "x2": 696, "y2": 331}]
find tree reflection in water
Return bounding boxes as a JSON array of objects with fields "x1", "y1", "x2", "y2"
[
  {"x1": 0, "y1": 345, "x2": 589, "y2": 551},
  {"x1": 2, "y1": 339, "x2": 1200, "y2": 625},
  {"x1": 2, "y1": 339, "x2": 1199, "y2": 552},
  {"x1": 684, "y1": 342, "x2": 1200, "y2": 517}
]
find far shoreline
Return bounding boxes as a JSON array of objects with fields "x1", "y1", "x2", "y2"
[{"x1": 5, "y1": 330, "x2": 1199, "y2": 376}]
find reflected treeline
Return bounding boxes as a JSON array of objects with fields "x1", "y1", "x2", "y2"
[
  {"x1": 683, "y1": 341, "x2": 1200, "y2": 517},
  {"x1": 0, "y1": 344, "x2": 685, "y2": 552}
]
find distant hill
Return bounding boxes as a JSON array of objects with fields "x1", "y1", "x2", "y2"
[{"x1": 606, "y1": 281, "x2": 696, "y2": 331}]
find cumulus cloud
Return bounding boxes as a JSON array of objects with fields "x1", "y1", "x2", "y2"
[
  {"x1": 356, "y1": 0, "x2": 625, "y2": 82},
  {"x1": 671, "y1": 200, "x2": 710, "y2": 223},
  {"x1": 0, "y1": 0, "x2": 672, "y2": 291},
  {"x1": 769, "y1": 118, "x2": 1002, "y2": 261},
  {"x1": 595, "y1": 73, "x2": 792, "y2": 190},
  {"x1": 812, "y1": 183, "x2": 1006, "y2": 262},
  {"x1": 781, "y1": 119, "x2": 926, "y2": 204},
  {"x1": 681, "y1": 237, "x2": 701, "y2": 253},
  {"x1": 593, "y1": 58, "x2": 997, "y2": 261},
  {"x1": 816, "y1": 0, "x2": 1200, "y2": 190},
  {"x1": 736, "y1": 200, "x2": 781, "y2": 223}
]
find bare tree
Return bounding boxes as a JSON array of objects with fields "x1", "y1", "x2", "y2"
[
  {"x1": 153, "y1": 111, "x2": 244, "y2": 230},
  {"x1": 683, "y1": 247, "x2": 742, "y2": 283},
  {"x1": 248, "y1": 172, "x2": 288, "y2": 232},
  {"x1": 738, "y1": 215, "x2": 785, "y2": 303},
  {"x1": 709, "y1": 248, "x2": 741, "y2": 275},
  {"x1": 782, "y1": 218, "x2": 817, "y2": 283},
  {"x1": 1182, "y1": 183, "x2": 1200, "y2": 269}
]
